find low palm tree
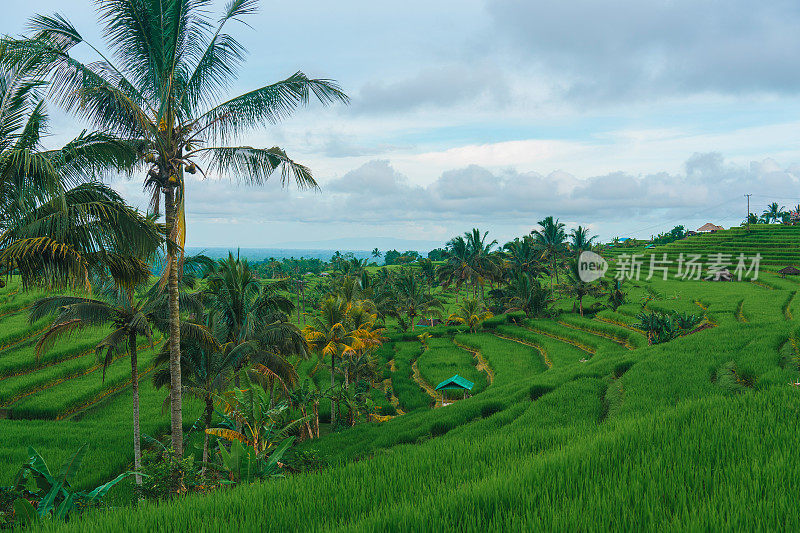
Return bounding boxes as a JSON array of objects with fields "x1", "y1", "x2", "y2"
[
  {"x1": 304, "y1": 297, "x2": 365, "y2": 425},
  {"x1": 383, "y1": 268, "x2": 443, "y2": 332},
  {"x1": 29, "y1": 285, "x2": 180, "y2": 487},
  {"x1": 152, "y1": 332, "x2": 246, "y2": 475},
  {"x1": 503, "y1": 272, "x2": 553, "y2": 318},
  {"x1": 448, "y1": 299, "x2": 493, "y2": 333},
  {"x1": 762, "y1": 202, "x2": 786, "y2": 224},
  {"x1": 563, "y1": 260, "x2": 603, "y2": 316}
]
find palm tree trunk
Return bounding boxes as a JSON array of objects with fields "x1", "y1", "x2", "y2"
[
  {"x1": 313, "y1": 401, "x2": 320, "y2": 437},
  {"x1": 129, "y1": 334, "x2": 142, "y2": 489},
  {"x1": 164, "y1": 187, "x2": 183, "y2": 457},
  {"x1": 330, "y1": 354, "x2": 337, "y2": 426},
  {"x1": 202, "y1": 395, "x2": 213, "y2": 479}
]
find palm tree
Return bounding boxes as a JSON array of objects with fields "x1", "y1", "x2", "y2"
[
  {"x1": 464, "y1": 228, "x2": 500, "y2": 299},
  {"x1": 502, "y1": 236, "x2": 543, "y2": 279},
  {"x1": 742, "y1": 213, "x2": 760, "y2": 226},
  {"x1": 448, "y1": 299, "x2": 493, "y2": 333},
  {"x1": 602, "y1": 278, "x2": 626, "y2": 311},
  {"x1": 762, "y1": 202, "x2": 786, "y2": 224},
  {"x1": 29, "y1": 285, "x2": 178, "y2": 487},
  {"x1": 563, "y1": 260, "x2": 603, "y2": 316},
  {"x1": 4, "y1": 1, "x2": 348, "y2": 456},
  {"x1": 204, "y1": 253, "x2": 307, "y2": 396},
  {"x1": 437, "y1": 236, "x2": 475, "y2": 303},
  {"x1": 0, "y1": 67, "x2": 160, "y2": 289},
  {"x1": 569, "y1": 226, "x2": 597, "y2": 255},
  {"x1": 383, "y1": 268, "x2": 443, "y2": 332},
  {"x1": 371, "y1": 248, "x2": 382, "y2": 260},
  {"x1": 532, "y1": 216, "x2": 567, "y2": 289},
  {"x1": 304, "y1": 297, "x2": 365, "y2": 426},
  {"x1": 152, "y1": 330, "x2": 271, "y2": 475},
  {"x1": 503, "y1": 272, "x2": 553, "y2": 318}
]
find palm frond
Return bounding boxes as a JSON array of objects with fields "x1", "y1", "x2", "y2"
[{"x1": 197, "y1": 145, "x2": 317, "y2": 189}]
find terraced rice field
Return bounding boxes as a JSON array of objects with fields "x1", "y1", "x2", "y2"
[{"x1": 4, "y1": 262, "x2": 800, "y2": 530}]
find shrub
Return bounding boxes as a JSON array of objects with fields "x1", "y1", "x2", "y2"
[
  {"x1": 430, "y1": 421, "x2": 453, "y2": 437},
  {"x1": 480, "y1": 402, "x2": 504, "y2": 418},
  {"x1": 529, "y1": 384, "x2": 554, "y2": 401}
]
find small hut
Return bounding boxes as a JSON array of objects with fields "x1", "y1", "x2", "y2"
[
  {"x1": 697, "y1": 223, "x2": 724, "y2": 233},
  {"x1": 778, "y1": 266, "x2": 800, "y2": 278},
  {"x1": 435, "y1": 375, "x2": 474, "y2": 406},
  {"x1": 416, "y1": 318, "x2": 444, "y2": 327}
]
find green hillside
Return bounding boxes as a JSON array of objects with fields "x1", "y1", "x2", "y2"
[
  {"x1": 610, "y1": 224, "x2": 800, "y2": 270},
  {"x1": 4, "y1": 264, "x2": 800, "y2": 530}
]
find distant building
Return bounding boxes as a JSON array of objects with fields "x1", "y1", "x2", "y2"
[{"x1": 696, "y1": 223, "x2": 724, "y2": 233}]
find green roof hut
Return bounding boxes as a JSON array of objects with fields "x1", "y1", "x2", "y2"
[{"x1": 435, "y1": 375, "x2": 474, "y2": 405}]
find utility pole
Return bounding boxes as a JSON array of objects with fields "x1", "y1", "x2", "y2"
[{"x1": 745, "y1": 194, "x2": 752, "y2": 232}]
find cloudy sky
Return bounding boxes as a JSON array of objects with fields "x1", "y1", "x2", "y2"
[{"x1": 7, "y1": 0, "x2": 800, "y2": 250}]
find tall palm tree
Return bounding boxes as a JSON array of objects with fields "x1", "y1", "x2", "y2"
[
  {"x1": 502, "y1": 236, "x2": 543, "y2": 279},
  {"x1": 569, "y1": 226, "x2": 597, "y2": 255},
  {"x1": 532, "y1": 216, "x2": 567, "y2": 289},
  {"x1": 3, "y1": 0, "x2": 347, "y2": 456}
]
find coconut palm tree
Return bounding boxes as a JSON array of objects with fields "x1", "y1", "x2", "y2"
[
  {"x1": 383, "y1": 268, "x2": 443, "y2": 332},
  {"x1": 532, "y1": 216, "x2": 567, "y2": 289},
  {"x1": 28, "y1": 284, "x2": 188, "y2": 487},
  {"x1": 563, "y1": 260, "x2": 603, "y2": 316},
  {"x1": 303, "y1": 297, "x2": 366, "y2": 425},
  {"x1": 3, "y1": 1, "x2": 347, "y2": 456},
  {"x1": 448, "y1": 299, "x2": 493, "y2": 333},
  {"x1": 464, "y1": 228, "x2": 500, "y2": 299},
  {"x1": 569, "y1": 226, "x2": 597, "y2": 255},
  {"x1": 762, "y1": 202, "x2": 786, "y2": 224},
  {"x1": 437, "y1": 236, "x2": 476, "y2": 303}
]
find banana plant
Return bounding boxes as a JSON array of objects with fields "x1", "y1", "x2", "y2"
[
  {"x1": 211, "y1": 437, "x2": 294, "y2": 484},
  {"x1": 12, "y1": 444, "x2": 133, "y2": 525}
]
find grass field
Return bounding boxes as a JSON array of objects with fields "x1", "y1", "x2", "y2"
[{"x1": 4, "y1": 234, "x2": 800, "y2": 530}]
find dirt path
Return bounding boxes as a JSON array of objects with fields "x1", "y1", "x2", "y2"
[
  {"x1": 491, "y1": 332, "x2": 552, "y2": 369},
  {"x1": 557, "y1": 320, "x2": 635, "y2": 350},
  {"x1": 411, "y1": 358, "x2": 439, "y2": 407},
  {"x1": 520, "y1": 324, "x2": 595, "y2": 356},
  {"x1": 452, "y1": 340, "x2": 494, "y2": 384}
]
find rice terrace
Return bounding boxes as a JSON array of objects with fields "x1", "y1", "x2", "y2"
[{"x1": 2, "y1": 0, "x2": 800, "y2": 531}]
